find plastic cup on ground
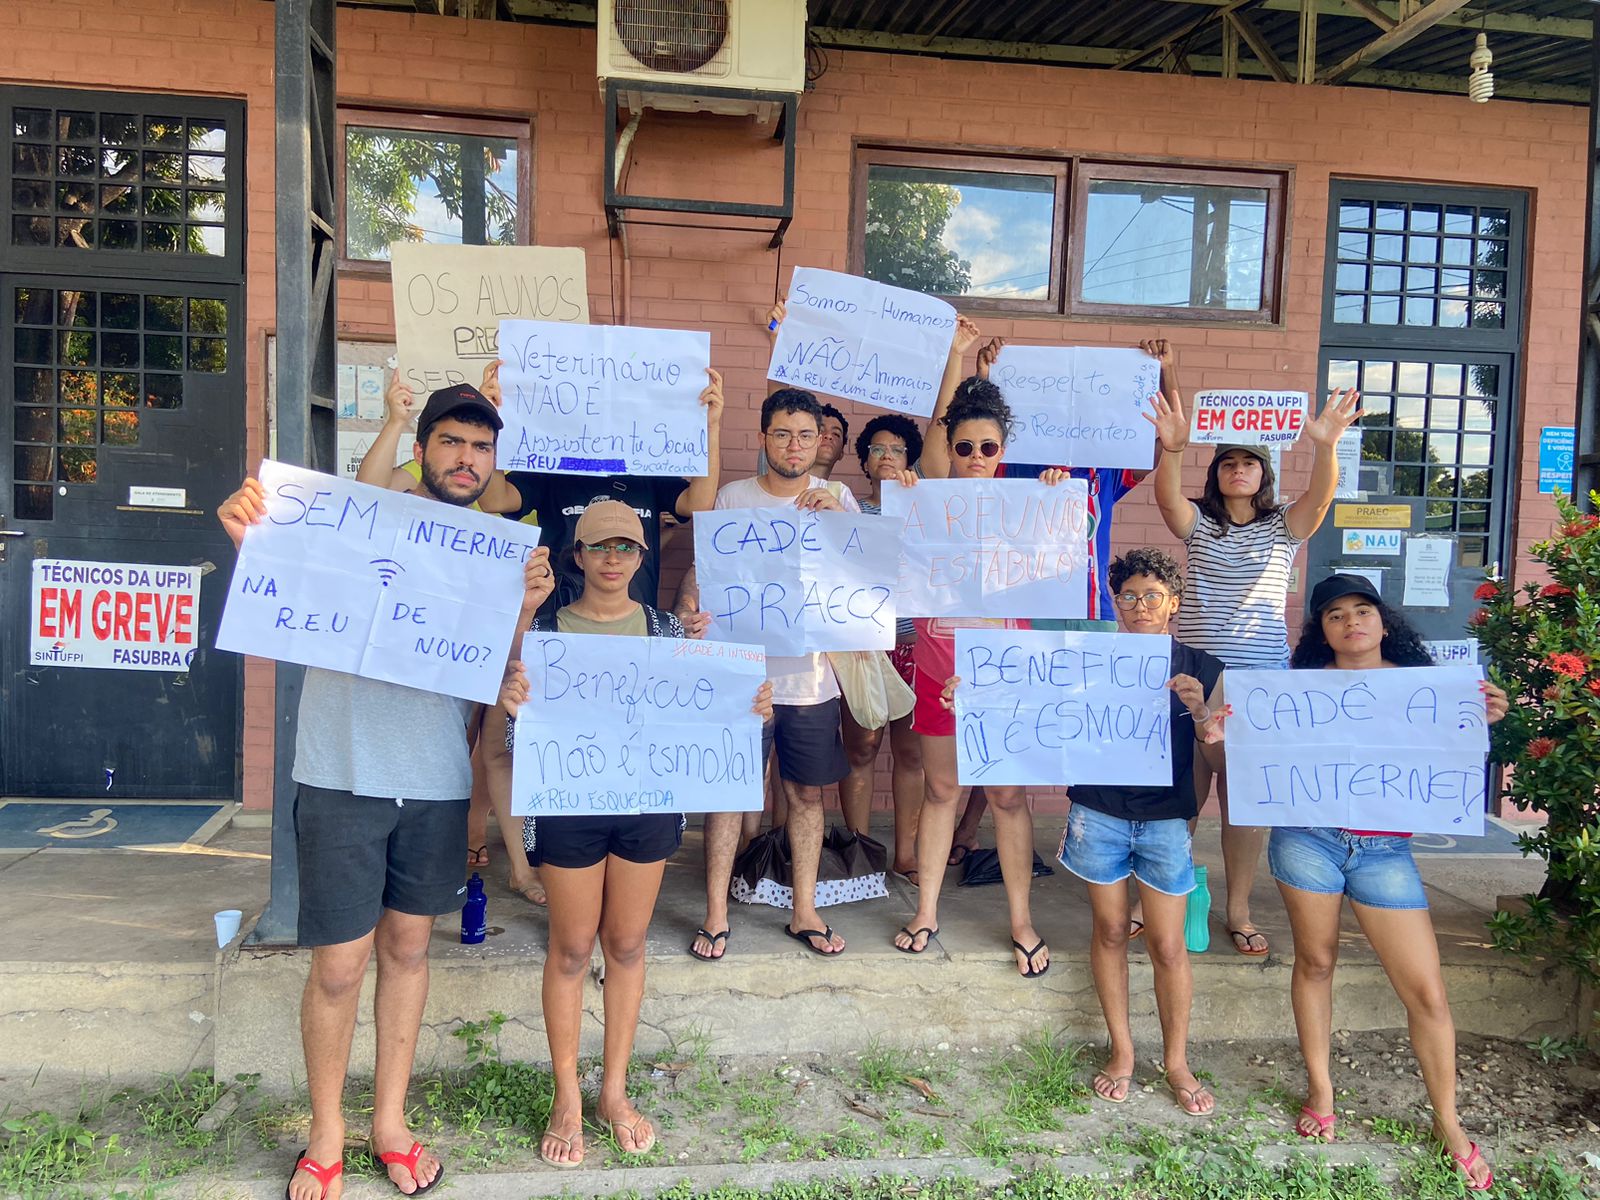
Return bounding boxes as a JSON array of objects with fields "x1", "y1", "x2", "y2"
[{"x1": 214, "y1": 909, "x2": 243, "y2": 948}]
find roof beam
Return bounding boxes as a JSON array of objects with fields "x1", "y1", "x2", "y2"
[
  {"x1": 1317, "y1": 0, "x2": 1474, "y2": 84},
  {"x1": 1227, "y1": 10, "x2": 1292, "y2": 83},
  {"x1": 1109, "y1": 0, "x2": 1259, "y2": 73},
  {"x1": 1156, "y1": 0, "x2": 1591, "y2": 41},
  {"x1": 1340, "y1": 0, "x2": 1396, "y2": 32}
]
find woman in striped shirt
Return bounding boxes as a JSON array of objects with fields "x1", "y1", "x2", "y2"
[{"x1": 1145, "y1": 385, "x2": 1362, "y2": 956}]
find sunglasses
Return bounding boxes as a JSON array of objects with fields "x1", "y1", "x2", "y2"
[
  {"x1": 952, "y1": 439, "x2": 1003, "y2": 459},
  {"x1": 579, "y1": 541, "x2": 640, "y2": 556}
]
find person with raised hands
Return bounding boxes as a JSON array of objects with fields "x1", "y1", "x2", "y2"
[{"x1": 1143, "y1": 383, "x2": 1363, "y2": 958}]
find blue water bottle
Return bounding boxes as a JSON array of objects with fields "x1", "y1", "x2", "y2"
[
  {"x1": 1184, "y1": 865, "x2": 1211, "y2": 953},
  {"x1": 461, "y1": 873, "x2": 487, "y2": 945}
]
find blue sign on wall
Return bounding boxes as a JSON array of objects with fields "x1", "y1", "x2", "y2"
[{"x1": 1539, "y1": 426, "x2": 1575, "y2": 495}]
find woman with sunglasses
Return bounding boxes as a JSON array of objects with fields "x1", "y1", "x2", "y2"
[
  {"x1": 500, "y1": 499, "x2": 774, "y2": 1167},
  {"x1": 884, "y1": 377, "x2": 1067, "y2": 980},
  {"x1": 1275, "y1": 575, "x2": 1505, "y2": 1191}
]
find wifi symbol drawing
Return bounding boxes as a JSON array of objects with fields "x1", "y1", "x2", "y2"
[
  {"x1": 1456, "y1": 700, "x2": 1486, "y2": 732},
  {"x1": 370, "y1": 558, "x2": 406, "y2": 587}
]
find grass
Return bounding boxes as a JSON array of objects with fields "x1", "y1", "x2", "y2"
[
  {"x1": 0, "y1": 1111, "x2": 123, "y2": 1199},
  {"x1": 994, "y1": 1029, "x2": 1093, "y2": 1132}
]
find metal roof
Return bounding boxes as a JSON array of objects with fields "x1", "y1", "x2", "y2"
[{"x1": 334, "y1": 1, "x2": 1597, "y2": 103}]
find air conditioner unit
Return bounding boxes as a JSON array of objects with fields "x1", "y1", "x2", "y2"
[{"x1": 597, "y1": 0, "x2": 806, "y2": 119}]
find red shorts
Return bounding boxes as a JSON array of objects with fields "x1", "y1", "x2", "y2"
[{"x1": 910, "y1": 662, "x2": 955, "y2": 738}]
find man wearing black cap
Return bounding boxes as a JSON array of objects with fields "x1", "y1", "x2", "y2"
[{"x1": 217, "y1": 385, "x2": 555, "y2": 1200}]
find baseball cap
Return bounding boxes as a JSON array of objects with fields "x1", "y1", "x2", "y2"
[
  {"x1": 1309, "y1": 572, "x2": 1383, "y2": 616},
  {"x1": 1212, "y1": 443, "x2": 1274, "y2": 478},
  {"x1": 416, "y1": 383, "x2": 502, "y2": 440},
  {"x1": 574, "y1": 499, "x2": 646, "y2": 547}
]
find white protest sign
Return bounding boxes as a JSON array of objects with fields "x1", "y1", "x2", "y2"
[
  {"x1": 32, "y1": 559, "x2": 201, "y2": 671},
  {"x1": 216, "y1": 460, "x2": 540, "y2": 704},
  {"x1": 953, "y1": 629, "x2": 1173, "y2": 787},
  {"x1": 881, "y1": 478, "x2": 1090, "y2": 619},
  {"x1": 496, "y1": 320, "x2": 710, "y2": 476},
  {"x1": 1403, "y1": 537, "x2": 1453, "y2": 607},
  {"x1": 767, "y1": 267, "x2": 956, "y2": 417},
  {"x1": 990, "y1": 346, "x2": 1160, "y2": 469},
  {"x1": 695, "y1": 509, "x2": 901, "y2": 654},
  {"x1": 1225, "y1": 665, "x2": 1490, "y2": 835},
  {"x1": 390, "y1": 244, "x2": 589, "y2": 395},
  {"x1": 510, "y1": 634, "x2": 767, "y2": 815},
  {"x1": 1190, "y1": 390, "x2": 1309, "y2": 445}
]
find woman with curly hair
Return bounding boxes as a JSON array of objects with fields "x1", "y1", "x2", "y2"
[
  {"x1": 883, "y1": 343, "x2": 1069, "y2": 979},
  {"x1": 1144, "y1": 384, "x2": 1363, "y2": 957},
  {"x1": 1274, "y1": 574, "x2": 1505, "y2": 1192}
]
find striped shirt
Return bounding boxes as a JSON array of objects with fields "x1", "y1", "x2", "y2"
[{"x1": 1174, "y1": 503, "x2": 1304, "y2": 669}]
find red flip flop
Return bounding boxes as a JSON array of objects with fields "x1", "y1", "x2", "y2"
[
  {"x1": 1446, "y1": 1140, "x2": 1494, "y2": 1191},
  {"x1": 285, "y1": 1150, "x2": 341, "y2": 1200},
  {"x1": 369, "y1": 1140, "x2": 443, "y2": 1195},
  {"x1": 1296, "y1": 1106, "x2": 1336, "y2": 1141}
]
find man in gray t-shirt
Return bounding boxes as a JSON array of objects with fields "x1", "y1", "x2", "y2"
[{"x1": 219, "y1": 382, "x2": 553, "y2": 1200}]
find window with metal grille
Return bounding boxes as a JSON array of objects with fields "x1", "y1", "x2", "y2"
[{"x1": 12, "y1": 285, "x2": 228, "y2": 520}]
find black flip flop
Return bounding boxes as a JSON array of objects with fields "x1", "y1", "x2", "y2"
[
  {"x1": 1012, "y1": 937, "x2": 1050, "y2": 978},
  {"x1": 688, "y1": 928, "x2": 729, "y2": 962},
  {"x1": 947, "y1": 844, "x2": 974, "y2": 867},
  {"x1": 785, "y1": 924, "x2": 842, "y2": 955},
  {"x1": 895, "y1": 926, "x2": 937, "y2": 954}
]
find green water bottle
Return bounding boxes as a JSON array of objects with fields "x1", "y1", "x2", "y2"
[{"x1": 1184, "y1": 865, "x2": 1211, "y2": 953}]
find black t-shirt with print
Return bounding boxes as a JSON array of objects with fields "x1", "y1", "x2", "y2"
[
  {"x1": 507, "y1": 472, "x2": 689, "y2": 611},
  {"x1": 1067, "y1": 641, "x2": 1225, "y2": 823}
]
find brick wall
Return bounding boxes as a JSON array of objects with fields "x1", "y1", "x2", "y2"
[{"x1": 4, "y1": 3, "x2": 1587, "y2": 810}]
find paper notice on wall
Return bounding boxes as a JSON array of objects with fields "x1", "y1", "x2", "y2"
[
  {"x1": 1190, "y1": 390, "x2": 1309, "y2": 445},
  {"x1": 1403, "y1": 537, "x2": 1453, "y2": 607},
  {"x1": 1342, "y1": 529, "x2": 1401, "y2": 556},
  {"x1": 767, "y1": 267, "x2": 957, "y2": 417},
  {"x1": 32, "y1": 559, "x2": 203, "y2": 672},
  {"x1": 390, "y1": 243, "x2": 589, "y2": 396},
  {"x1": 1424, "y1": 639, "x2": 1479, "y2": 665},
  {"x1": 1334, "y1": 428, "x2": 1361, "y2": 499},
  {"x1": 337, "y1": 432, "x2": 412, "y2": 481},
  {"x1": 989, "y1": 345, "x2": 1160, "y2": 470},
  {"x1": 1340, "y1": 567, "x2": 1384, "y2": 593},
  {"x1": 337, "y1": 364, "x2": 358, "y2": 419},
  {"x1": 355, "y1": 365, "x2": 387, "y2": 420}
]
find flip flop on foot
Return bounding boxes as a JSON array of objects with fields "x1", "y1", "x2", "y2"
[
  {"x1": 892, "y1": 868, "x2": 920, "y2": 888},
  {"x1": 785, "y1": 925, "x2": 844, "y2": 955},
  {"x1": 539, "y1": 1124, "x2": 584, "y2": 1169},
  {"x1": 1012, "y1": 937, "x2": 1049, "y2": 978},
  {"x1": 368, "y1": 1140, "x2": 442, "y2": 1196},
  {"x1": 1092, "y1": 1072, "x2": 1133, "y2": 1103},
  {"x1": 604, "y1": 1113, "x2": 657, "y2": 1156},
  {"x1": 285, "y1": 1150, "x2": 341, "y2": 1200},
  {"x1": 1228, "y1": 928, "x2": 1269, "y2": 957},
  {"x1": 508, "y1": 877, "x2": 547, "y2": 907},
  {"x1": 894, "y1": 925, "x2": 937, "y2": 954},
  {"x1": 1444, "y1": 1140, "x2": 1494, "y2": 1191},
  {"x1": 466, "y1": 845, "x2": 489, "y2": 869},
  {"x1": 689, "y1": 928, "x2": 729, "y2": 962},
  {"x1": 1128, "y1": 918, "x2": 1145, "y2": 941},
  {"x1": 1170, "y1": 1081, "x2": 1216, "y2": 1117},
  {"x1": 1296, "y1": 1106, "x2": 1336, "y2": 1141},
  {"x1": 947, "y1": 843, "x2": 975, "y2": 867}
]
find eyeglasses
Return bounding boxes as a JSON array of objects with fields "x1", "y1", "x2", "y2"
[
  {"x1": 579, "y1": 541, "x2": 641, "y2": 557},
  {"x1": 765, "y1": 429, "x2": 817, "y2": 447},
  {"x1": 1114, "y1": 590, "x2": 1173, "y2": 610},
  {"x1": 952, "y1": 439, "x2": 1002, "y2": 459},
  {"x1": 867, "y1": 444, "x2": 908, "y2": 459}
]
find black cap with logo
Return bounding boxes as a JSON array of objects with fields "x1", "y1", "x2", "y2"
[{"x1": 416, "y1": 383, "x2": 502, "y2": 441}]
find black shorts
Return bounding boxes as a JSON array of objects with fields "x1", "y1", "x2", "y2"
[
  {"x1": 293, "y1": 784, "x2": 469, "y2": 947},
  {"x1": 526, "y1": 813, "x2": 685, "y2": 870},
  {"x1": 761, "y1": 697, "x2": 849, "y2": 788}
]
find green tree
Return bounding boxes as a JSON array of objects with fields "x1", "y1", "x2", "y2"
[
  {"x1": 864, "y1": 180, "x2": 972, "y2": 297},
  {"x1": 344, "y1": 129, "x2": 516, "y2": 260}
]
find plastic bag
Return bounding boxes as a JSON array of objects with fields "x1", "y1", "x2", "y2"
[
  {"x1": 828, "y1": 650, "x2": 915, "y2": 730},
  {"x1": 729, "y1": 824, "x2": 890, "y2": 909}
]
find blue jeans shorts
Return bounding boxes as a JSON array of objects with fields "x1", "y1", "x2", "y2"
[
  {"x1": 1267, "y1": 826, "x2": 1428, "y2": 910},
  {"x1": 1057, "y1": 804, "x2": 1195, "y2": 896}
]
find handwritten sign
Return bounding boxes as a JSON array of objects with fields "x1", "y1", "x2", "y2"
[
  {"x1": 953, "y1": 629, "x2": 1172, "y2": 787},
  {"x1": 496, "y1": 320, "x2": 710, "y2": 476},
  {"x1": 1225, "y1": 666, "x2": 1489, "y2": 835},
  {"x1": 881, "y1": 479, "x2": 1090, "y2": 619},
  {"x1": 767, "y1": 267, "x2": 956, "y2": 417},
  {"x1": 1191, "y1": 390, "x2": 1309, "y2": 446},
  {"x1": 510, "y1": 634, "x2": 767, "y2": 815},
  {"x1": 32, "y1": 559, "x2": 201, "y2": 671},
  {"x1": 216, "y1": 460, "x2": 540, "y2": 704},
  {"x1": 990, "y1": 346, "x2": 1160, "y2": 469},
  {"x1": 389, "y1": 244, "x2": 589, "y2": 395},
  {"x1": 695, "y1": 509, "x2": 901, "y2": 654}
]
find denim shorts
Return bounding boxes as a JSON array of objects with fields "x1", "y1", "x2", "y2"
[
  {"x1": 1057, "y1": 804, "x2": 1195, "y2": 896},
  {"x1": 1267, "y1": 826, "x2": 1428, "y2": 910}
]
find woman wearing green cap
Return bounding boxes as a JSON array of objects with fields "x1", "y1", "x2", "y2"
[{"x1": 1144, "y1": 386, "x2": 1362, "y2": 957}]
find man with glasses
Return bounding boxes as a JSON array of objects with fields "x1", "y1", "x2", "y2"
[
  {"x1": 677, "y1": 388, "x2": 859, "y2": 961},
  {"x1": 1054, "y1": 547, "x2": 1226, "y2": 1116}
]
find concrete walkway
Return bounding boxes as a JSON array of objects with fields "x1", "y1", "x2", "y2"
[{"x1": 0, "y1": 814, "x2": 1583, "y2": 1088}]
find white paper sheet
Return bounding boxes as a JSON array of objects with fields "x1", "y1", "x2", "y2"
[
  {"x1": 1403, "y1": 537, "x2": 1453, "y2": 607},
  {"x1": 991, "y1": 345, "x2": 1161, "y2": 469}
]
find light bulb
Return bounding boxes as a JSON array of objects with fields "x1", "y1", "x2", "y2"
[{"x1": 1468, "y1": 32, "x2": 1494, "y2": 103}]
